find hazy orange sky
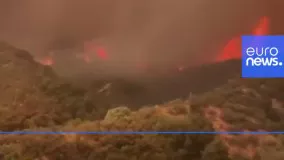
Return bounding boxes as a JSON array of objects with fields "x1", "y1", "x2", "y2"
[{"x1": 0, "y1": 0, "x2": 268, "y2": 77}]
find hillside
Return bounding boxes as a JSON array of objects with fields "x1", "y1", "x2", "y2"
[
  {"x1": 1, "y1": 77, "x2": 284, "y2": 160},
  {"x1": 0, "y1": 42, "x2": 284, "y2": 160},
  {"x1": 0, "y1": 42, "x2": 109, "y2": 131},
  {"x1": 71, "y1": 59, "x2": 241, "y2": 108}
]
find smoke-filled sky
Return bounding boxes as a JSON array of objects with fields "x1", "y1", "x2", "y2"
[{"x1": 0, "y1": 0, "x2": 266, "y2": 77}]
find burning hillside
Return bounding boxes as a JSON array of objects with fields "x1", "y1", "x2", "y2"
[
  {"x1": 0, "y1": 42, "x2": 117, "y2": 130},
  {"x1": 1, "y1": 0, "x2": 275, "y2": 79},
  {"x1": 0, "y1": 41, "x2": 284, "y2": 160},
  {"x1": 30, "y1": 14, "x2": 270, "y2": 81},
  {"x1": 0, "y1": 1, "x2": 284, "y2": 159},
  {"x1": 0, "y1": 51, "x2": 284, "y2": 159},
  {"x1": 33, "y1": 15, "x2": 269, "y2": 109},
  {"x1": 0, "y1": 41, "x2": 242, "y2": 130}
]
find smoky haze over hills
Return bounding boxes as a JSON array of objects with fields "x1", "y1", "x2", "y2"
[{"x1": 0, "y1": 0, "x2": 266, "y2": 78}]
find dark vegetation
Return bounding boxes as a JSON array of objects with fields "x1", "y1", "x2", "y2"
[
  {"x1": 68, "y1": 59, "x2": 241, "y2": 107},
  {"x1": 0, "y1": 42, "x2": 284, "y2": 160}
]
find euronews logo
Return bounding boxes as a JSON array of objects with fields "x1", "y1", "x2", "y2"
[
  {"x1": 242, "y1": 36, "x2": 284, "y2": 78},
  {"x1": 245, "y1": 47, "x2": 283, "y2": 67}
]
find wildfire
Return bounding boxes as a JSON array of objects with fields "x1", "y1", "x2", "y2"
[
  {"x1": 37, "y1": 40, "x2": 110, "y2": 65},
  {"x1": 216, "y1": 16, "x2": 270, "y2": 62},
  {"x1": 39, "y1": 56, "x2": 54, "y2": 66},
  {"x1": 202, "y1": 16, "x2": 277, "y2": 159},
  {"x1": 37, "y1": 16, "x2": 270, "y2": 74},
  {"x1": 83, "y1": 41, "x2": 109, "y2": 63}
]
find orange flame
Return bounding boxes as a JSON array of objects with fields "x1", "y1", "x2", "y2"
[
  {"x1": 96, "y1": 46, "x2": 108, "y2": 60},
  {"x1": 203, "y1": 17, "x2": 277, "y2": 159},
  {"x1": 39, "y1": 56, "x2": 54, "y2": 66},
  {"x1": 83, "y1": 41, "x2": 109, "y2": 63},
  {"x1": 216, "y1": 16, "x2": 270, "y2": 62},
  {"x1": 253, "y1": 16, "x2": 269, "y2": 35}
]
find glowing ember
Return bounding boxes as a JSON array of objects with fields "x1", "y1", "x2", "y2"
[
  {"x1": 83, "y1": 41, "x2": 109, "y2": 63},
  {"x1": 96, "y1": 46, "x2": 108, "y2": 60},
  {"x1": 216, "y1": 16, "x2": 270, "y2": 62},
  {"x1": 39, "y1": 56, "x2": 54, "y2": 66}
]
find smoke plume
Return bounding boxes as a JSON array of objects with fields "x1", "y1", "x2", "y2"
[{"x1": 0, "y1": 0, "x2": 266, "y2": 78}]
